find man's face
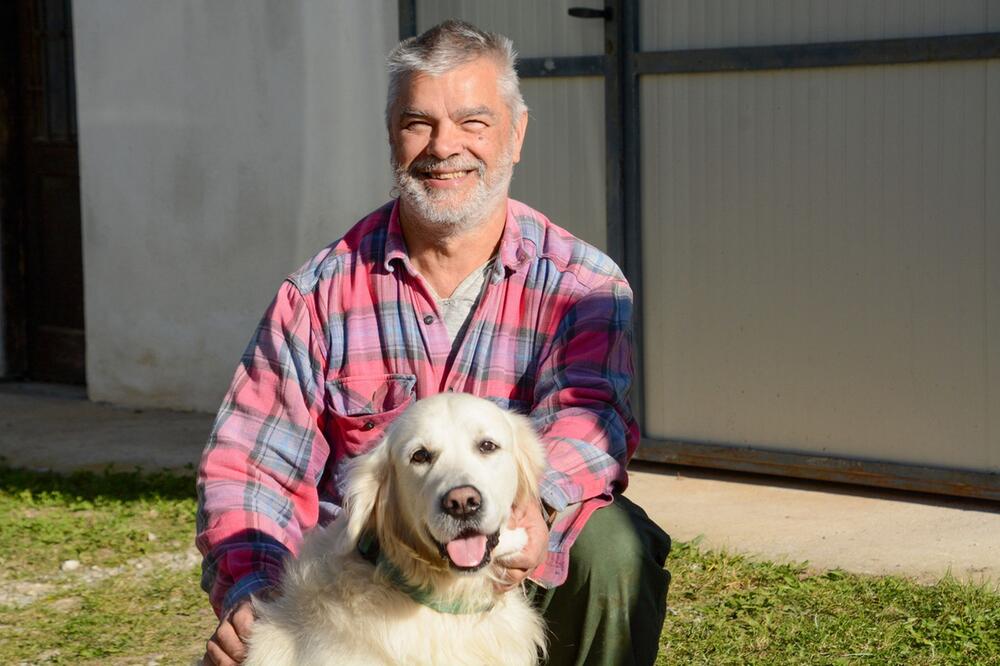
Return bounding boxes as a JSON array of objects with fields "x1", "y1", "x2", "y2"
[{"x1": 389, "y1": 57, "x2": 527, "y2": 232}]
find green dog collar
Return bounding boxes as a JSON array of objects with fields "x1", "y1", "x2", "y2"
[{"x1": 357, "y1": 533, "x2": 495, "y2": 615}]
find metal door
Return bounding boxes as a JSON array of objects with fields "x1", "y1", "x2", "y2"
[
  {"x1": 631, "y1": 1, "x2": 1000, "y2": 500},
  {"x1": 402, "y1": 1, "x2": 1000, "y2": 501}
]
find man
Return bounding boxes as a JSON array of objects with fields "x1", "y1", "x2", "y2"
[{"x1": 198, "y1": 20, "x2": 670, "y2": 666}]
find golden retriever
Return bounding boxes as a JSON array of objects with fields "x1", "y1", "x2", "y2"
[{"x1": 243, "y1": 392, "x2": 547, "y2": 665}]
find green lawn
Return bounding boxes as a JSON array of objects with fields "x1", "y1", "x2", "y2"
[{"x1": 1, "y1": 466, "x2": 997, "y2": 665}]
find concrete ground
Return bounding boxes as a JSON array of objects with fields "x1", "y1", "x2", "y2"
[{"x1": 2, "y1": 382, "x2": 998, "y2": 587}]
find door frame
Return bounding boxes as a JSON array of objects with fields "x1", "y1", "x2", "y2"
[{"x1": 400, "y1": 1, "x2": 1000, "y2": 501}]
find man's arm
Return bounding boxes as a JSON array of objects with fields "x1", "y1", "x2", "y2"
[
  {"x1": 196, "y1": 279, "x2": 332, "y2": 617},
  {"x1": 531, "y1": 274, "x2": 639, "y2": 551}
]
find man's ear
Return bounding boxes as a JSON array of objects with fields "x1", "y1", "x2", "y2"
[
  {"x1": 506, "y1": 412, "x2": 545, "y2": 506},
  {"x1": 337, "y1": 442, "x2": 391, "y2": 554},
  {"x1": 510, "y1": 110, "x2": 528, "y2": 165}
]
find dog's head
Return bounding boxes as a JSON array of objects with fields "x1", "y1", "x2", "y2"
[{"x1": 338, "y1": 393, "x2": 545, "y2": 573}]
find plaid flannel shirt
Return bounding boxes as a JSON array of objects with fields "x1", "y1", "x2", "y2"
[{"x1": 196, "y1": 198, "x2": 640, "y2": 616}]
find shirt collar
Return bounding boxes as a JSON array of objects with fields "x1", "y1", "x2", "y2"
[
  {"x1": 382, "y1": 199, "x2": 413, "y2": 275},
  {"x1": 382, "y1": 198, "x2": 536, "y2": 279}
]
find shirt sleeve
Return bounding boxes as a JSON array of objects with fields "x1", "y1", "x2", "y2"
[
  {"x1": 195, "y1": 280, "x2": 332, "y2": 617},
  {"x1": 531, "y1": 273, "x2": 640, "y2": 528}
]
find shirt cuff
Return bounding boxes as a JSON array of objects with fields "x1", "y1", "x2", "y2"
[
  {"x1": 222, "y1": 571, "x2": 280, "y2": 616},
  {"x1": 540, "y1": 469, "x2": 573, "y2": 512}
]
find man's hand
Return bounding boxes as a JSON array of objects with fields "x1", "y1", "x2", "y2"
[
  {"x1": 496, "y1": 500, "x2": 550, "y2": 592},
  {"x1": 203, "y1": 598, "x2": 256, "y2": 665}
]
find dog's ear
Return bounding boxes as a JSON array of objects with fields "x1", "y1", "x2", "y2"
[
  {"x1": 337, "y1": 440, "x2": 391, "y2": 554},
  {"x1": 506, "y1": 412, "x2": 546, "y2": 506}
]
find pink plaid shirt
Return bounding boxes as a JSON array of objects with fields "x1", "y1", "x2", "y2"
[{"x1": 196, "y1": 198, "x2": 640, "y2": 615}]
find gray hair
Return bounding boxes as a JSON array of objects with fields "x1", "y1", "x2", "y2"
[{"x1": 385, "y1": 20, "x2": 528, "y2": 130}]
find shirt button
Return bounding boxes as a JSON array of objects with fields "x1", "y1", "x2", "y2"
[
  {"x1": 423, "y1": 314, "x2": 435, "y2": 324},
  {"x1": 361, "y1": 420, "x2": 376, "y2": 431}
]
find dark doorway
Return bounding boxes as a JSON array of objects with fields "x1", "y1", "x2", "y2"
[{"x1": 1, "y1": 0, "x2": 85, "y2": 385}]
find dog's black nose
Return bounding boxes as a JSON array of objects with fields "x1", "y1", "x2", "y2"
[{"x1": 441, "y1": 485, "x2": 482, "y2": 519}]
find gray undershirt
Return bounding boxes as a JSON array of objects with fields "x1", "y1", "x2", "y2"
[{"x1": 431, "y1": 258, "x2": 494, "y2": 347}]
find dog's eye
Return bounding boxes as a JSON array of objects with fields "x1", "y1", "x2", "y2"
[
  {"x1": 410, "y1": 447, "x2": 433, "y2": 464},
  {"x1": 478, "y1": 440, "x2": 499, "y2": 454}
]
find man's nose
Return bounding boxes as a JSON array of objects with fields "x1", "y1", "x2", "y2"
[
  {"x1": 427, "y1": 121, "x2": 463, "y2": 160},
  {"x1": 441, "y1": 485, "x2": 482, "y2": 519}
]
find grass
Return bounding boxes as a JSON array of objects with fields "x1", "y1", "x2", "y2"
[
  {"x1": 0, "y1": 467, "x2": 198, "y2": 582},
  {"x1": 658, "y1": 539, "x2": 1000, "y2": 665},
  {"x1": 1, "y1": 466, "x2": 998, "y2": 665},
  {"x1": 0, "y1": 466, "x2": 214, "y2": 665}
]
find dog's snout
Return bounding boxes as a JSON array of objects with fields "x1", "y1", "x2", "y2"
[{"x1": 441, "y1": 485, "x2": 482, "y2": 519}]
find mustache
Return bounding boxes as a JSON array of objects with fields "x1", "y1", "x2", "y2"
[{"x1": 404, "y1": 155, "x2": 486, "y2": 178}]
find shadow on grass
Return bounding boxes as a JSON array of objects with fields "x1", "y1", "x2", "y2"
[{"x1": 0, "y1": 462, "x2": 197, "y2": 502}]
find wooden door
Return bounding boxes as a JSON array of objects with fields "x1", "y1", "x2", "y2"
[{"x1": 16, "y1": 0, "x2": 85, "y2": 384}]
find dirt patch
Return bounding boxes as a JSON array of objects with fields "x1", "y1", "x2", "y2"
[
  {"x1": 0, "y1": 548, "x2": 201, "y2": 609},
  {"x1": 0, "y1": 581, "x2": 57, "y2": 608},
  {"x1": 49, "y1": 596, "x2": 83, "y2": 613},
  {"x1": 66, "y1": 548, "x2": 201, "y2": 586}
]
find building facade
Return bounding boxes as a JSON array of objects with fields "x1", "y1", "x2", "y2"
[{"x1": 2, "y1": 0, "x2": 998, "y2": 498}]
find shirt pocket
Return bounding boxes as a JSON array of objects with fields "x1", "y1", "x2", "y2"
[{"x1": 325, "y1": 373, "x2": 417, "y2": 456}]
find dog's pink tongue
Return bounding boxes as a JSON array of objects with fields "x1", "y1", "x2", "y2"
[{"x1": 446, "y1": 534, "x2": 487, "y2": 567}]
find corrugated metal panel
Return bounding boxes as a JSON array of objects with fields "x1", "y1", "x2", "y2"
[
  {"x1": 643, "y1": 0, "x2": 994, "y2": 51},
  {"x1": 511, "y1": 78, "x2": 606, "y2": 251},
  {"x1": 415, "y1": 1, "x2": 603, "y2": 58},
  {"x1": 640, "y1": 61, "x2": 998, "y2": 471}
]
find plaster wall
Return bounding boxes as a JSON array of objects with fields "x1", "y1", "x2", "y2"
[{"x1": 73, "y1": 1, "x2": 397, "y2": 411}]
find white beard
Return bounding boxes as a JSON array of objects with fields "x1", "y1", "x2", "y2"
[{"x1": 392, "y1": 145, "x2": 515, "y2": 237}]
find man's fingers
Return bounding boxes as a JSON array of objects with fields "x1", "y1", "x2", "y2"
[
  {"x1": 500, "y1": 549, "x2": 534, "y2": 572},
  {"x1": 204, "y1": 639, "x2": 237, "y2": 666},
  {"x1": 213, "y1": 618, "x2": 248, "y2": 662},
  {"x1": 230, "y1": 603, "x2": 256, "y2": 642},
  {"x1": 202, "y1": 599, "x2": 255, "y2": 666},
  {"x1": 503, "y1": 566, "x2": 531, "y2": 580},
  {"x1": 494, "y1": 565, "x2": 529, "y2": 592}
]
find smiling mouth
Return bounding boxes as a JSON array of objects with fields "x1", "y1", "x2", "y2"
[
  {"x1": 422, "y1": 169, "x2": 475, "y2": 181},
  {"x1": 433, "y1": 529, "x2": 501, "y2": 571}
]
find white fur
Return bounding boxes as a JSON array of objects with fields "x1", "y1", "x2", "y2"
[{"x1": 244, "y1": 393, "x2": 547, "y2": 666}]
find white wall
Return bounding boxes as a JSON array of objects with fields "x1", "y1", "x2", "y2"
[{"x1": 73, "y1": 0, "x2": 397, "y2": 411}]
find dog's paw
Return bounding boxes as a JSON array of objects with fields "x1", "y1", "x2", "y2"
[{"x1": 493, "y1": 527, "x2": 528, "y2": 560}]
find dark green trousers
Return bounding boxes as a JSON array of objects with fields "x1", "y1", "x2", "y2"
[{"x1": 530, "y1": 495, "x2": 672, "y2": 666}]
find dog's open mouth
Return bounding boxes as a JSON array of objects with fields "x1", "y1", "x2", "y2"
[{"x1": 434, "y1": 529, "x2": 500, "y2": 571}]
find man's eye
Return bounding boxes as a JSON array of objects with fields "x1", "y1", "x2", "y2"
[
  {"x1": 478, "y1": 440, "x2": 498, "y2": 454},
  {"x1": 463, "y1": 119, "x2": 488, "y2": 128},
  {"x1": 410, "y1": 448, "x2": 433, "y2": 464}
]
